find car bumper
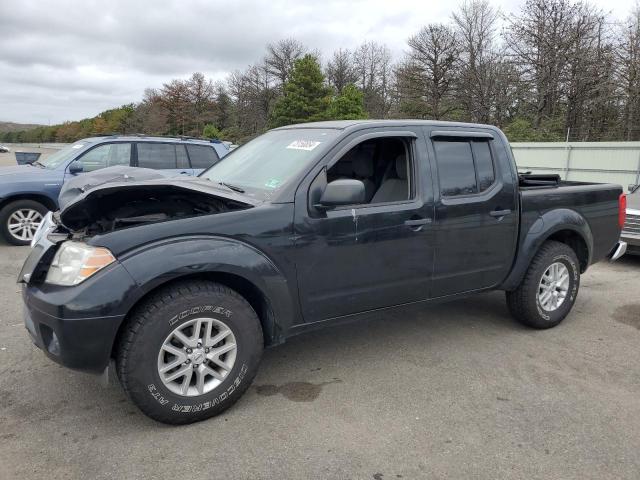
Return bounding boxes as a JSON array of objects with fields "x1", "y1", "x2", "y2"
[
  {"x1": 608, "y1": 241, "x2": 627, "y2": 261},
  {"x1": 21, "y1": 263, "x2": 137, "y2": 374},
  {"x1": 621, "y1": 232, "x2": 640, "y2": 255}
]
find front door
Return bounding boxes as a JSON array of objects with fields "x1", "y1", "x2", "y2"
[
  {"x1": 427, "y1": 129, "x2": 518, "y2": 297},
  {"x1": 294, "y1": 129, "x2": 435, "y2": 323},
  {"x1": 64, "y1": 142, "x2": 133, "y2": 183}
]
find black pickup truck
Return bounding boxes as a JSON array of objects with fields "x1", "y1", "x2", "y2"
[{"x1": 19, "y1": 120, "x2": 627, "y2": 424}]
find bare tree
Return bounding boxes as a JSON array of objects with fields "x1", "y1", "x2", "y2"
[
  {"x1": 228, "y1": 62, "x2": 276, "y2": 138},
  {"x1": 159, "y1": 79, "x2": 192, "y2": 135},
  {"x1": 505, "y1": 0, "x2": 580, "y2": 128},
  {"x1": 212, "y1": 82, "x2": 234, "y2": 131},
  {"x1": 452, "y1": 0, "x2": 500, "y2": 123},
  {"x1": 353, "y1": 41, "x2": 393, "y2": 118},
  {"x1": 326, "y1": 48, "x2": 358, "y2": 93},
  {"x1": 187, "y1": 72, "x2": 215, "y2": 135},
  {"x1": 398, "y1": 24, "x2": 458, "y2": 119},
  {"x1": 616, "y1": 6, "x2": 640, "y2": 140},
  {"x1": 265, "y1": 38, "x2": 307, "y2": 86}
]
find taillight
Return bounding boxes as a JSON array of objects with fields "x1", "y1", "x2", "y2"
[{"x1": 619, "y1": 193, "x2": 627, "y2": 229}]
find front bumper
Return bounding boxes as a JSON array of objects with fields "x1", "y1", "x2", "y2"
[{"x1": 22, "y1": 262, "x2": 137, "y2": 373}]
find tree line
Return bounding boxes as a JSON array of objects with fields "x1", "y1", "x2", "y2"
[{"x1": 4, "y1": 0, "x2": 640, "y2": 144}]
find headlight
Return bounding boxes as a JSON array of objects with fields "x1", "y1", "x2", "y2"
[{"x1": 46, "y1": 241, "x2": 116, "y2": 286}]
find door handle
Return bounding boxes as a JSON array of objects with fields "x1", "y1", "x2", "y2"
[
  {"x1": 404, "y1": 218, "x2": 431, "y2": 231},
  {"x1": 404, "y1": 218, "x2": 431, "y2": 226},
  {"x1": 489, "y1": 209, "x2": 512, "y2": 217}
]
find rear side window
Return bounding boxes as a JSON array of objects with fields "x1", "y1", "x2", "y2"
[
  {"x1": 137, "y1": 143, "x2": 177, "y2": 169},
  {"x1": 176, "y1": 145, "x2": 189, "y2": 169},
  {"x1": 187, "y1": 145, "x2": 219, "y2": 169},
  {"x1": 433, "y1": 139, "x2": 495, "y2": 197},
  {"x1": 472, "y1": 141, "x2": 495, "y2": 191},
  {"x1": 433, "y1": 140, "x2": 477, "y2": 196}
]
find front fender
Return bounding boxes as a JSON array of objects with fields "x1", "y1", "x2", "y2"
[
  {"x1": 500, "y1": 208, "x2": 593, "y2": 291},
  {"x1": 0, "y1": 180, "x2": 62, "y2": 209},
  {"x1": 118, "y1": 236, "x2": 295, "y2": 344}
]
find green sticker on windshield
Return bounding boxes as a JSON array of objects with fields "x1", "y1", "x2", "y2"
[{"x1": 265, "y1": 178, "x2": 281, "y2": 189}]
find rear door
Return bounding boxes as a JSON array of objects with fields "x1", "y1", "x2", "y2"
[
  {"x1": 426, "y1": 128, "x2": 518, "y2": 297},
  {"x1": 135, "y1": 142, "x2": 193, "y2": 176},
  {"x1": 186, "y1": 144, "x2": 221, "y2": 174}
]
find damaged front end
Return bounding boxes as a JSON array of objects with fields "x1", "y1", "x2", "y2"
[
  {"x1": 56, "y1": 167, "x2": 256, "y2": 237},
  {"x1": 19, "y1": 168, "x2": 257, "y2": 286},
  {"x1": 60, "y1": 183, "x2": 253, "y2": 237}
]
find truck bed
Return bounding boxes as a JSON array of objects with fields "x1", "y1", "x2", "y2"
[{"x1": 518, "y1": 176, "x2": 622, "y2": 267}]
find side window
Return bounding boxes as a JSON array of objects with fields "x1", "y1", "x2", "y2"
[
  {"x1": 325, "y1": 137, "x2": 412, "y2": 205},
  {"x1": 472, "y1": 141, "x2": 495, "y2": 191},
  {"x1": 433, "y1": 140, "x2": 477, "y2": 196},
  {"x1": 176, "y1": 145, "x2": 189, "y2": 169},
  {"x1": 187, "y1": 145, "x2": 219, "y2": 169},
  {"x1": 137, "y1": 143, "x2": 177, "y2": 169},
  {"x1": 77, "y1": 143, "x2": 131, "y2": 172},
  {"x1": 433, "y1": 139, "x2": 495, "y2": 197}
]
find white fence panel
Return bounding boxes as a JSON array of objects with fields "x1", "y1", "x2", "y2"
[{"x1": 511, "y1": 142, "x2": 640, "y2": 191}]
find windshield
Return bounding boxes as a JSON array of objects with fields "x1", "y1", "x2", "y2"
[
  {"x1": 37, "y1": 142, "x2": 87, "y2": 169},
  {"x1": 200, "y1": 128, "x2": 339, "y2": 199}
]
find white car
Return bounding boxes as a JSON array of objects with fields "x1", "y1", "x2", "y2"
[{"x1": 0, "y1": 145, "x2": 10, "y2": 153}]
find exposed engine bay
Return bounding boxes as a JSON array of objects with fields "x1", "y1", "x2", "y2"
[{"x1": 58, "y1": 184, "x2": 253, "y2": 236}]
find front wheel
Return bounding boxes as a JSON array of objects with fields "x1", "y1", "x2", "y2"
[
  {"x1": 0, "y1": 199, "x2": 48, "y2": 246},
  {"x1": 506, "y1": 240, "x2": 580, "y2": 329},
  {"x1": 116, "y1": 280, "x2": 263, "y2": 424}
]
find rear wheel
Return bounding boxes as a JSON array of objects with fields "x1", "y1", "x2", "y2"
[
  {"x1": 506, "y1": 241, "x2": 580, "y2": 329},
  {"x1": 0, "y1": 199, "x2": 48, "y2": 246},
  {"x1": 116, "y1": 280, "x2": 263, "y2": 424}
]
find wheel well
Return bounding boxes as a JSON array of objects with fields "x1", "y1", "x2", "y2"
[
  {"x1": 112, "y1": 272, "x2": 276, "y2": 359},
  {"x1": 547, "y1": 230, "x2": 589, "y2": 272},
  {"x1": 0, "y1": 194, "x2": 56, "y2": 211}
]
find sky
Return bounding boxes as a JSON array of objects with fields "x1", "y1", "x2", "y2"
[{"x1": 0, "y1": 0, "x2": 636, "y2": 125}]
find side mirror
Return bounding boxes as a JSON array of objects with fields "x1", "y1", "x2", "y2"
[
  {"x1": 316, "y1": 179, "x2": 365, "y2": 210},
  {"x1": 68, "y1": 161, "x2": 84, "y2": 174}
]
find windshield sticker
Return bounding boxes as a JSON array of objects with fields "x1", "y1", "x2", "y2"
[
  {"x1": 286, "y1": 140, "x2": 321, "y2": 151},
  {"x1": 264, "y1": 178, "x2": 281, "y2": 189}
]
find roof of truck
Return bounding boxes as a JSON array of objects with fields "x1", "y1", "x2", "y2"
[{"x1": 275, "y1": 119, "x2": 500, "y2": 130}]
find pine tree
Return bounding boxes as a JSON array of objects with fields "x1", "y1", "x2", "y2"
[
  {"x1": 269, "y1": 55, "x2": 332, "y2": 127},
  {"x1": 328, "y1": 84, "x2": 367, "y2": 120}
]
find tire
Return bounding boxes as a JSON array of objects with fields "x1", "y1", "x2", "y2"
[
  {"x1": 506, "y1": 240, "x2": 580, "y2": 329},
  {"x1": 0, "y1": 199, "x2": 49, "y2": 246},
  {"x1": 116, "y1": 280, "x2": 263, "y2": 424}
]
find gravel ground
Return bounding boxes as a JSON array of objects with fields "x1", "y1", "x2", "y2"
[
  {"x1": 0, "y1": 239, "x2": 639, "y2": 479},
  {"x1": 0, "y1": 144, "x2": 638, "y2": 477}
]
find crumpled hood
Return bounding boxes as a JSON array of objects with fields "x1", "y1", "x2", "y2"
[{"x1": 57, "y1": 166, "x2": 259, "y2": 232}]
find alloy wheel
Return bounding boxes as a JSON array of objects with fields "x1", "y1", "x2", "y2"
[
  {"x1": 157, "y1": 317, "x2": 237, "y2": 397},
  {"x1": 537, "y1": 262, "x2": 570, "y2": 312},
  {"x1": 7, "y1": 209, "x2": 43, "y2": 242}
]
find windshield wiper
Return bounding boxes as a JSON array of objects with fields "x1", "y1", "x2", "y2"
[
  {"x1": 218, "y1": 181, "x2": 245, "y2": 193},
  {"x1": 31, "y1": 161, "x2": 45, "y2": 168}
]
